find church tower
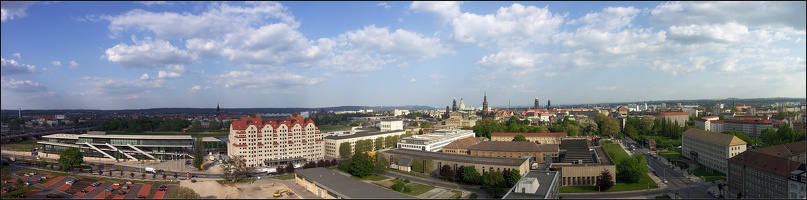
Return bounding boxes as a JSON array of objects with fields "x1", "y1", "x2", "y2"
[
  {"x1": 452, "y1": 98, "x2": 458, "y2": 112},
  {"x1": 483, "y1": 92, "x2": 490, "y2": 113},
  {"x1": 534, "y1": 98, "x2": 540, "y2": 111},
  {"x1": 459, "y1": 98, "x2": 466, "y2": 110},
  {"x1": 216, "y1": 102, "x2": 220, "y2": 117}
]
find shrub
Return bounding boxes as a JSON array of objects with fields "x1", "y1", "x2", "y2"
[
  {"x1": 391, "y1": 181, "x2": 406, "y2": 192},
  {"x1": 402, "y1": 186, "x2": 412, "y2": 193},
  {"x1": 191, "y1": 179, "x2": 197, "y2": 183},
  {"x1": 469, "y1": 193, "x2": 478, "y2": 199},
  {"x1": 404, "y1": 179, "x2": 410, "y2": 183}
]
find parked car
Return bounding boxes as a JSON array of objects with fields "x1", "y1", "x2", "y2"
[
  {"x1": 66, "y1": 180, "x2": 74, "y2": 185},
  {"x1": 92, "y1": 182, "x2": 101, "y2": 187},
  {"x1": 125, "y1": 181, "x2": 132, "y2": 185},
  {"x1": 105, "y1": 188, "x2": 114, "y2": 192},
  {"x1": 118, "y1": 190, "x2": 127, "y2": 195},
  {"x1": 122, "y1": 185, "x2": 129, "y2": 189},
  {"x1": 113, "y1": 182, "x2": 121, "y2": 186},
  {"x1": 137, "y1": 195, "x2": 147, "y2": 199},
  {"x1": 46, "y1": 193, "x2": 60, "y2": 198},
  {"x1": 81, "y1": 189, "x2": 89, "y2": 193},
  {"x1": 158, "y1": 185, "x2": 168, "y2": 191}
]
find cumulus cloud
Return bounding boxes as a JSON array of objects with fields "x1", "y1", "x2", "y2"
[
  {"x1": 650, "y1": 1, "x2": 806, "y2": 31},
  {"x1": 213, "y1": 70, "x2": 321, "y2": 89},
  {"x1": 377, "y1": 3, "x2": 391, "y2": 9},
  {"x1": 477, "y1": 50, "x2": 547, "y2": 78},
  {"x1": 139, "y1": 73, "x2": 149, "y2": 80},
  {"x1": 410, "y1": 1, "x2": 462, "y2": 23},
  {"x1": 190, "y1": 85, "x2": 202, "y2": 93},
  {"x1": 12, "y1": 53, "x2": 21, "y2": 59},
  {"x1": 51, "y1": 61, "x2": 61, "y2": 66},
  {"x1": 0, "y1": 77, "x2": 56, "y2": 98},
  {"x1": 104, "y1": 2, "x2": 298, "y2": 39},
  {"x1": 573, "y1": 7, "x2": 640, "y2": 31},
  {"x1": 80, "y1": 76, "x2": 165, "y2": 99},
  {"x1": 157, "y1": 70, "x2": 181, "y2": 78},
  {"x1": 105, "y1": 37, "x2": 198, "y2": 68},
  {"x1": 451, "y1": 3, "x2": 565, "y2": 48},
  {"x1": 408, "y1": 78, "x2": 416, "y2": 83},
  {"x1": 69, "y1": 60, "x2": 80, "y2": 68},
  {"x1": 1, "y1": 1, "x2": 34, "y2": 23},
  {"x1": 1, "y1": 57, "x2": 36, "y2": 75}
]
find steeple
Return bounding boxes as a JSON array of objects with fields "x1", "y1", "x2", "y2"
[
  {"x1": 459, "y1": 98, "x2": 466, "y2": 110},
  {"x1": 216, "y1": 102, "x2": 221, "y2": 117},
  {"x1": 482, "y1": 92, "x2": 490, "y2": 113},
  {"x1": 452, "y1": 97, "x2": 458, "y2": 112}
]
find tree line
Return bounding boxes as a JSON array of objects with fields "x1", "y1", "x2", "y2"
[
  {"x1": 338, "y1": 133, "x2": 414, "y2": 158},
  {"x1": 438, "y1": 165, "x2": 521, "y2": 197},
  {"x1": 98, "y1": 116, "x2": 191, "y2": 132}
]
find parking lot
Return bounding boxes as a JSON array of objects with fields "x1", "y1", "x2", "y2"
[{"x1": 7, "y1": 166, "x2": 179, "y2": 199}]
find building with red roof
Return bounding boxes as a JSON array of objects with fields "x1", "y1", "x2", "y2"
[
  {"x1": 228, "y1": 114, "x2": 323, "y2": 168},
  {"x1": 490, "y1": 132, "x2": 567, "y2": 144}
]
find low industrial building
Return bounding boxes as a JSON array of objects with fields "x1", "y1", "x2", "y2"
[
  {"x1": 397, "y1": 129, "x2": 475, "y2": 152},
  {"x1": 443, "y1": 140, "x2": 559, "y2": 166},
  {"x1": 502, "y1": 170, "x2": 561, "y2": 199},
  {"x1": 681, "y1": 128, "x2": 747, "y2": 174},
  {"x1": 295, "y1": 168, "x2": 413, "y2": 199},
  {"x1": 38, "y1": 131, "x2": 193, "y2": 162},
  {"x1": 490, "y1": 132, "x2": 567, "y2": 144},
  {"x1": 378, "y1": 148, "x2": 530, "y2": 177}
]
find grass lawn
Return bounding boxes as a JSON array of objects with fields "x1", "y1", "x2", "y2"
[
  {"x1": 387, "y1": 179, "x2": 435, "y2": 196},
  {"x1": 693, "y1": 166, "x2": 724, "y2": 182},
  {"x1": 0, "y1": 185, "x2": 37, "y2": 198},
  {"x1": 389, "y1": 169, "x2": 426, "y2": 178},
  {"x1": 1, "y1": 139, "x2": 43, "y2": 151},
  {"x1": 318, "y1": 125, "x2": 353, "y2": 132},
  {"x1": 450, "y1": 190, "x2": 462, "y2": 199},
  {"x1": 658, "y1": 149, "x2": 682, "y2": 162},
  {"x1": 559, "y1": 173, "x2": 659, "y2": 193},
  {"x1": 271, "y1": 174, "x2": 295, "y2": 180},
  {"x1": 352, "y1": 174, "x2": 388, "y2": 181},
  {"x1": 603, "y1": 143, "x2": 630, "y2": 162},
  {"x1": 2, "y1": 165, "x2": 13, "y2": 180}
]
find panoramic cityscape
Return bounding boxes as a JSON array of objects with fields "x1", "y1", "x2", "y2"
[{"x1": 1, "y1": 1, "x2": 805, "y2": 199}]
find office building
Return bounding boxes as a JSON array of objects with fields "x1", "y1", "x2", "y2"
[
  {"x1": 788, "y1": 163, "x2": 806, "y2": 199},
  {"x1": 39, "y1": 132, "x2": 193, "y2": 162},
  {"x1": 751, "y1": 140, "x2": 806, "y2": 163},
  {"x1": 323, "y1": 130, "x2": 407, "y2": 159},
  {"x1": 645, "y1": 111, "x2": 689, "y2": 127},
  {"x1": 727, "y1": 150, "x2": 803, "y2": 199},
  {"x1": 379, "y1": 148, "x2": 530, "y2": 177},
  {"x1": 397, "y1": 129, "x2": 476, "y2": 152},
  {"x1": 681, "y1": 128, "x2": 747, "y2": 174},
  {"x1": 443, "y1": 140, "x2": 559, "y2": 165},
  {"x1": 549, "y1": 138, "x2": 616, "y2": 186},
  {"x1": 228, "y1": 114, "x2": 324, "y2": 168},
  {"x1": 723, "y1": 119, "x2": 774, "y2": 138},
  {"x1": 379, "y1": 119, "x2": 403, "y2": 131}
]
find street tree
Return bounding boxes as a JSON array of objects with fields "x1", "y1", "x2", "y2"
[
  {"x1": 482, "y1": 171, "x2": 506, "y2": 197},
  {"x1": 505, "y1": 169, "x2": 521, "y2": 188},
  {"x1": 597, "y1": 169, "x2": 615, "y2": 191},
  {"x1": 462, "y1": 166, "x2": 482, "y2": 184},
  {"x1": 57, "y1": 147, "x2": 84, "y2": 171},
  {"x1": 512, "y1": 135, "x2": 528, "y2": 142},
  {"x1": 440, "y1": 165, "x2": 453, "y2": 181},
  {"x1": 616, "y1": 154, "x2": 649, "y2": 183},
  {"x1": 349, "y1": 152, "x2": 373, "y2": 178},
  {"x1": 193, "y1": 137, "x2": 205, "y2": 169},
  {"x1": 339, "y1": 142, "x2": 352, "y2": 158},
  {"x1": 375, "y1": 137, "x2": 384, "y2": 151}
]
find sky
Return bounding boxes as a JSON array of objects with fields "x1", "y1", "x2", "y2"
[{"x1": 1, "y1": 1, "x2": 805, "y2": 110}]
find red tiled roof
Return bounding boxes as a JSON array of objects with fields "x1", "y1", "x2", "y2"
[
  {"x1": 723, "y1": 119, "x2": 773, "y2": 124},
  {"x1": 728, "y1": 150, "x2": 801, "y2": 178},
  {"x1": 645, "y1": 112, "x2": 689, "y2": 116},
  {"x1": 751, "y1": 140, "x2": 806, "y2": 159},
  {"x1": 444, "y1": 136, "x2": 480, "y2": 150},
  {"x1": 492, "y1": 132, "x2": 568, "y2": 137}
]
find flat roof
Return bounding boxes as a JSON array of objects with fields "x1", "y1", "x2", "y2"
[
  {"x1": 202, "y1": 137, "x2": 223, "y2": 142},
  {"x1": 381, "y1": 148, "x2": 528, "y2": 166},
  {"x1": 295, "y1": 168, "x2": 413, "y2": 199},
  {"x1": 323, "y1": 130, "x2": 404, "y2": 140},
  {"x1": 78, "y1": 134, "x2": 193, "y2": 140},
  {"x1": 503, "y1": 170, "x2": 559, "y2": 199}
]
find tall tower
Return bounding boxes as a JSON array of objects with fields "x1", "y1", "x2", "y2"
[
  {"x1": 452, "y1": 98, "x2": 458, "y2": 112},
  {"x1": 482, "y1": 92, "x2": 490, "y2": 113},
  {"x1": 547, "y1": 100, "x2": 551, "y2": 109},
  {"x1": 534, "y1": 98, "x2": 540, "y2": 110},
  {"x1": 216, "y1": 103, "x2": 220, "y2": 117},
  {"x1": 459, "y1": 98, "x2": 466, "y2": 110}
]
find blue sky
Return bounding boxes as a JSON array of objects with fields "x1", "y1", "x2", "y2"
[{"x1": 1, "y1": 1, "x2": 805, "y2": 110}]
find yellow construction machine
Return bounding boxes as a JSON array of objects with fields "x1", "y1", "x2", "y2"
[{"x1": 273, "y1": 188, "x2": 290, "y2": 198}]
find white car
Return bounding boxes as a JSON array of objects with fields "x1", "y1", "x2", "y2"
[
  {"x1": 663, "y1": 179, "x2": 668, "y2": 183},
  {"x1": 113, "y1": 183, "x2": 121, "y2": 186},
  {"x1": 65, "y1": 181, "x2": 74, "y2": 185}
]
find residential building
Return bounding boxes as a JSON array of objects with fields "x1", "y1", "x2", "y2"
[
  {"x1": 751, "y1": 140, "x2": 806, "y2": 163},
  {"x1": 645, "y1": 111, "x2": 690, "y2": 127},
  {"x1": 295, "y1": 168, "x2": 412, "y2": 199},
  {"x1": 710, "y1": 120, "x2": 725, "y2": 133},
  {"x1": 440, "y1": 136, "x2": 479, "y2": 155},
  {"x1": 491, "y1": 132, "x2": 567, "y2": 144},
  {"x1": 727, "y1": 150, "x2": 803, "y2": 199},
  {"x1": 227, "y1": 114, "x2": 324, "y2": 168},
  {"x1": 379, "y1": 119, "x2": 403, "y2": 131},
  {"x1": 682, "y1": 128, "x2": 747, "y2": 174},
  {"x1": 789, "y1": 163, "x2": 806, "y2": 199},
  {"x1": 323, "y1": 130, "x2": 407, "y2": 159},
  {"x1": 39, "y1": 132, "x2": 193, "y2": 162},
  {"x1": 695, "y1": 116, "x2": 720, "y2": 131},
  {"x1": 378, "y1": 148, "x2": 530, "y2": 177},
  {"x1": 397, "y1": 129, "x2": 476, "y2": 152},
  {"x1": 723, "y1": 119, "x2": 775, "y2": 138},
  {"x1": 393, "y1": 109, "x2": 410, "y2": 117},
  {"x1": 502, "y1": 170, "x2": 561, "y2": 199}
]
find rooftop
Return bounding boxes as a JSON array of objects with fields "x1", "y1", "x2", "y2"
[
  {"x1": 728, "y1": 150, "x2": 802, "y2": 178},
  {"x1": 381, "y1": 148, "x2": 529, "y2": 166},
  {"x1": 469, "y1": 141, "x2": 542, "y2": 152},
  {"x1": 492, "y1": 132, "x2": 568, "y2": 138},
  {"x1": 751, "y1": 140, "x2": 806, "y2": 159},
  {"x1": 502, "y1": 170, "x2": 559, "y2": 199},
  {"x1": 323, "y1": 130, "x2": 405, "y2": 140},
  {"x1": 443, "y1": 136, "x2": 480, "y2": 150},
  {"x1": 43, "y1": 133, "x2": 192, "y2": 140},
  {"x1": 682, "y1": 128, "x2": 746, "y2": 146},
  {"x1": 295, "y1": 168, "x2": 413, "y2": 199}
]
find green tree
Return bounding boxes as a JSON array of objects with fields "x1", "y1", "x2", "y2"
[
  {"x1": 462, "y1": 166, "x2": 482, "y2": 184},
  {"x1": 411, "y1": 158, "x2": 424, "y2": 173},
  {"x1": 409, "y1": 121, "x2": 419, "y2": 127},
  {"x1": 193, "y1": 137, "x2": 205, "y2": 169},
  {"x1": 724, "y1": 130, "x2": 757, "y2": 147},
  {"x1": 374, "y1": 137, "x2": 384, "y2": 151},
  {"x1": 616, "y1": 154, "x2": 649, "y2": 183},
  {"x1": 349, "y1": 152, "x2": 373, "y2": 178},
  {"x1": 482, "y1": 171, "x2": 506, "y2": 197},
  {"x1": 594, "y1": 113, "x2": 620, "y2": 138},
  {"x1": 596, "y1": 169, "x2": 615, "y2": 191},
  {"x1": 57, "y1": 147, "x2": 83, "y2": 171},
  {"x1": 505, "y1": 169, "x2": 521, "y2": 188},
  {"x1": 374, "y1": 154, "x2": 389, "y2": 174},
  {"x1": 420, "y1": 121, "x2": 432, "y2": 128},
  {"x1": 384, "y1": 136, "x2": 394, "y2": 149},
  {"x1": 512, "y1": 135, "x2": 528, "y2": 141},
  {"x1": 167, "y1": 186, "x2": 201, "y2": 199},
  {"x1": 339, "y1": 142, "x2": 352, "y2": 158}
]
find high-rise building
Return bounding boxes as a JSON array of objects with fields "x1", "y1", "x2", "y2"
[
  {"x1": 228, "y1": 114, "x2": 324, "y2": 168},
  {"x1": 535, "y1": 98, "x2": 540, "y2": 110}
]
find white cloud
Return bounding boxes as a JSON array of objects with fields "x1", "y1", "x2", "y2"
[
  {"x1": 575, "y1": 7, "x2": 640, "y2": 31},
  {"x1": 451, "y1": 3, "x2": 565, "y2": 48},
  {"x1": 190, "y1": 85, "x2": 202, "y2": 93},
  {"x1": 69, "y1": 60, "x2": 80, "y2": 68},
  {"x1": 185, "y1": 38, "x2": 222, "y2": 57},
  {"x1": 1, "y1": 1, "x2": 34, "y2": 23},
  {"x1": 213, "y1": 70, "x2": 321, "y2": 89},
  {"x1": 650, "y1": 1, "x2": 806, "y2": 31},
  {"x1": 80, "y1": 76, "x2": 165, "y2": 98},
  {"x1": 139, "y1": 73, "x2": 149, "y2": 80},
  {"x1": 105, "y1": 37, "x2": 198, "y2": 68},
  {"x1": 104, "y1": 2, "x2": 298, "y2": 39},
  {"x1": 1, "y1": 57, "x2": 36, "y2": 75},
  {"x1": 0, "y1": 77, "x2": 56, "y2": 98},
  {"x1": 219, "y1": 23, "x2": 329, "y2": 68},
  {"x1": 477, "y1": 50, "x2": 547, "y2": 78},
  {"x1": 51, "y1": 61, "x2": 62, "y2": 66},
  {"x1": 377, "y1": 2, "x2": 391, "y2": 9},
  {"x1": 342, "y1": 25, "x2": 449, "y2": 59},
  {"x1": 157, "y1": 70, "x2": 181, "y2": 78},
  {"x1": 12, "y1": 53, "x2": 21, "y2": 59},
  {"x1": 408, "y1": 78, "x2": 416, "y2": 83},
  {"x1": 138, "y1": 1, "x2": 171, "y2": 6},
  {"x1": 410, "y1": 1, "x2": 462, "y2": 23}
]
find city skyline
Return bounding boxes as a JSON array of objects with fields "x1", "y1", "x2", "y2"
[{"x1": 1, "y1": 1, "x2": 805, "y2": 110}]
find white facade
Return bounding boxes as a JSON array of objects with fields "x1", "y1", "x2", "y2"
[
  {"x1": 393, "y1": 109, "x2": 410, "y2": 117},
  {"x1": 397, "y1": 129, "x2": 476, "y2": 152},
  {"x1": 380, "y1": 120, "x2": 403, "y2": 131},
  {"x1": 682, "y1": 129, "x2": 747, "y2": 174},
  {"x1": 789, "y1": 169, "x2": 806, "y2": 199},
  {"x1": 323, "y1": 130, "x2": 407, "y2": 159}
]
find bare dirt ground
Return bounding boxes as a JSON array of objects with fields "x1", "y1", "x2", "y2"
[{"x1": 181, "y1": 179, "x2": 296, "y2": 199}]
